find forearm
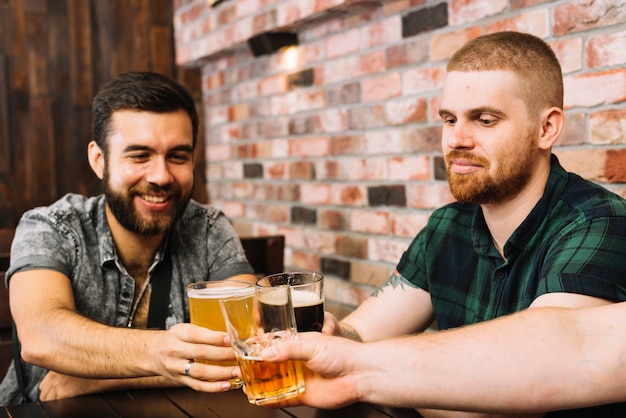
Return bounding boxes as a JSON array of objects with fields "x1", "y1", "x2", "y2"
[
  {"x1": 19, "y1": 307, "x2": 163, "y2": 378},
  {"x1": 356, "y1": 306, "x2": 626, "y2": 412}
]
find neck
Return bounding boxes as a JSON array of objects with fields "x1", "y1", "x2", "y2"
[
  {"x1": 105, "y1": 205, "x2": 164, "y2": 272},
  {"x1": 481, "y1": 159, "x2": 551, "y2": 257}
]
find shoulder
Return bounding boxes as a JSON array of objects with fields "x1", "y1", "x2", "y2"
[
  {"x1": 561, "y1": 173, "x2": 626, "y2": 217},
  {"x1": 19, "y1": 193, "x2": 103, "y2": 232}
]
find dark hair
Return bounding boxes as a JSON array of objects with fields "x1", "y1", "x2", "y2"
[
  {"x1": 91, "y1": 72, "x2": 198, "y2": 154},
  {"x1": 447, "y1": 31, "x2": 563, "y2": 115}
]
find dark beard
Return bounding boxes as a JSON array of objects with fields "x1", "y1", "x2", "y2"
[
  {"x1": 103, "y1": 170, "x2": 191, "y2": 236},
  {"x1": 445, "y1": 136, "x2": 536, "y2": 205}
]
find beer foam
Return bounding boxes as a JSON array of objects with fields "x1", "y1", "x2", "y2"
[
  {"x1": 292, "y1": 290, "x2": 322, "y2": 307},
  {"x1": 190, "y1": 286, "x2": 254, "y2": 299}
]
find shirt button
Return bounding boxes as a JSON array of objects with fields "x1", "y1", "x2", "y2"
[{"x1": 496, "y1": 271, "x2": 505, "y2": 279}]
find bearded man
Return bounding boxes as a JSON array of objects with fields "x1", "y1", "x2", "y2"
[
  {"x1": 321, "y1": 31, "x2": 626, "y2": 417},
  {"x1": 1, "y1": 72, "x2": 256, "y2": 405}
]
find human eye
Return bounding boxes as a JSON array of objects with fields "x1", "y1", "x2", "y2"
[
  {"x1": 477, "y1": 113, "x2": 497, "y2": 126},
  {"x1": 169, "y1": 152, "x2": 192, "y2": 164},
  {"x1": 440, "y1": 113, "x2": 456, "y2": 126},
  {"x1": 128, "y1": 152, "x2": 150, "y2": 162}
]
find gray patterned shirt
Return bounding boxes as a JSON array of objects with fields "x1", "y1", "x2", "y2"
[{"x1": 0, "y1": 193, "x2": 253, "y2": 404}]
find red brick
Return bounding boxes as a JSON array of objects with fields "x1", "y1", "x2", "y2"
[
  {"x1": 289, "y1": 161, "x2": 315, "y2": 179},
  {"x1": 349, "y1": 157, "x2": 386, "y2": 181},
  {"x1": 403, "y1": 66, "x2": 445, "y2": 95},
  {"x1": 587, "y1": 30, "x2": 626, "y2": 69},
  {"x1": 605, "y1": 150, "x2": 626, "y2": 183},
  {"x1": 511, "y1": 0, "x2": 552, "y2": 7},
  {"x1": 266, "y1": 204, "x2": 290, "y2": 223},
  {"x1": 316, "y1": 108, "x2": 347, "y2": 133},
  {"x1": 290, "y1": 250, "x2": 321, "y2": 272},
  {"x1": 388, "y1": 156, "x2": 431, "y2": 180},
  {"x1": 259, "y1": 74, "x2": 287, "y2": 96},
  {"x1": 555, "y1": 149, "x2": 606, "y2": 182},
  {"x1": 407, "y1": 184, "x2": 454, "y2": 209},
  {"x1": 289, "y1": 136, "x2": 330, "y2": 157},
  {"x1": 335, "y1": 235, "x2": 368, "y2": 259},
  {"x1": 361, "y1": 15, "x2": 402, "y2": 48},
  {"x1": 348, "y1": 106, "x2": 385, "y2": 130},
  {"x1": 326, "y1": 28, "x2": 361, "y2": 59},
  {"x1": 362, "y1": 72, "x2": 402, "y2": 102},
  {"x1": 367, "y1": 237, "x2": 409, "y2": 263},
  {"x1": 330, "y1": 135, "x2": 365, "y2": 155},
  {"x1": 486, "y1": 9, "x2": 549, "y2": 36},
  {"x1": 390, "y1": 212, "x2": 430, "y2": 237},
  {"x1": 450, "y1": 0, "x2": 507, "y2": 26},
  {"x1": 317, "y1": 159, "x2": 349, "y2": 180},
  {"x1": 550, "y1": 37, "x2": 583, "y2": 75},
  {"x1": 557, "y1": 112, "x2": 586, "y2": 146},
  {"x1": 589, "y1": 109, "x2": 626, "y2": 145},
  {"x1": 554, "y1": 2, "x2": 626, "y2": 36},
  {"x1": 331, "y1": 184, "x2": 368, "y2": 206},
  {"x1": 302, "y1": 230, "x2": 337, "y2": 254},
  {"x1": 430, "y1": 27, "x2": 482, "y2": 62},
  {"x1": 350, "y1": 261, "x2": 391, "y2": 287},
  {"x1": 266, "y1": 162, "x2": 287, "y2": 180},
  {"x1": 564, "y1": 69, "x2": 626, "y2": 108},
  {"x1": 351, "y1": 210, "x2": 389, "y2": 234},
  {"x1": 384, "y1": 97, "x2": 427, "y2": 125},
  {"x1": 364, "y1": 130, "x2": 405, "y2": 154},
  {"x1": 319, "y1": 209, "x2": 348, "y2": 230},
  {"x1": 301, "y1": 183, "x2": 331, "y2": 204},
  {"x1": 386, "y1": 39, "x2": 428, "y2": 69},
  {"x1": 360, "y1": 50, "x2": 386, "y2": 75},
  {"x1": 406, "y1": 126, "x2": 442, "y2": 153}
]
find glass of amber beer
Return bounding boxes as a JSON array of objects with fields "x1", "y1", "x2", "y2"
[
  {"x1": 257, "y1": 272, "x2": 324, "y2": 332},
  {"x1": 186, "y1": 280, "x2": 255, "y2": 389},
  {"x1": 219, "y1": 285, "x2": 305, "y2": 405}
]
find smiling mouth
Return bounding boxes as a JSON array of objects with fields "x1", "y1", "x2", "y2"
[{"x1": 141, "y1": 194, "x2": 168, "y2": 203}]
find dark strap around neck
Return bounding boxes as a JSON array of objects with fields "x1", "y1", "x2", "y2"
[
  {"x1": 147, "y1": 250, "x2": 172, "y2": 329},
  {"x1": 12, "y1": 322, "x2": 31, "y2": 403}
]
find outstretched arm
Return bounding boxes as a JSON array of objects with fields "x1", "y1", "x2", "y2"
[
  {"x1": 262, "y1": 304, "x2": 626, "y2": 412},
  {"x1": 10, "y1": 269, "x2": 238, "y2": 395}
]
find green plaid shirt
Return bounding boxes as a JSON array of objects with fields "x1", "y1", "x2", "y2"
[{"x1": 397, "y1": 155, "x2": 626, "y2": 331}]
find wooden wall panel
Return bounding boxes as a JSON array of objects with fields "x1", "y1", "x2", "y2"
[
  {"x1": 68, "y1": 0, "x2": 93, "y2": 108},
  {"x1": 0, "y1": 0, "x2": 206, "y2": 233},
  {"x1": 0, "y1": 56, "x2": 9, "y2": 174}
]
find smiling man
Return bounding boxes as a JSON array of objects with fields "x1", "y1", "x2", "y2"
[
  {"x1": 0, "y1": 72, "x2": 256, "y2": 405},
  {"x1": 319, "y1": 32, "x2": 626, "y2": 417}
]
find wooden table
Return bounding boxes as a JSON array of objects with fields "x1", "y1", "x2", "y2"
[{"x1": 0, "y1": 387, "x2": 422, "y2": 418}]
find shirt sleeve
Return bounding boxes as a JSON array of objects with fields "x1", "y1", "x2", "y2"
[{"x1": 538, "y1": 214, "x2": 626, "y2": 301}]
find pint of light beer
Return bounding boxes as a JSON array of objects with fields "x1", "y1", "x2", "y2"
[
  {"x1": 257, "y1": 272, "x2": 324, "y2": 332},
  {"x1": 186, "y1": 280, "x2": 255, "y2": 389},
  {"x1": 219, "y1": 285, "x2": 305, "y2": 405}
]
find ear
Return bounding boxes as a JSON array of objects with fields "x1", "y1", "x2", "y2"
[
  {"x1": 88, "y1": 140, "x2": 105, "y2": 179},
  {"x1": 538, "y1": 107, "x2": 564, "y2": 151}
]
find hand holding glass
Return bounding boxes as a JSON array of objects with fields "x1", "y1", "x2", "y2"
[
  {"x1": 186, "y1": 280, "x2": 255, "y2": 389},
  {"x1": 220, "y1": 285, "x2": 305, "y2": 405}
]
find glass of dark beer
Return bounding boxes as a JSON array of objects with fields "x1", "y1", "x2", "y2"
[{"x1": 257, "y1": 272, "x2": 324, "y2": 332}]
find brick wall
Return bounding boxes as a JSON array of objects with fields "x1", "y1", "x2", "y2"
[{"x1": 173, "y1": 0, "x2": 626, "y2": 310}]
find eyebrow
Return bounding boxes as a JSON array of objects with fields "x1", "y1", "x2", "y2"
[
  {"x1": 438, "y1": 107, "x2": 506, "y2": 118},
  {"x1": 122, "y1": 144, "x2": 194, "y2": 154}
]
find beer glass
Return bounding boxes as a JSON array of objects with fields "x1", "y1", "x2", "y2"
[
  {"x1": 219, "y1": 285, "x2": 305, "y2": 405},
  {"x1": 186, "y1": 280, "x2": 255, "y2": 389},
  {"x1": 257, "y1": 272, "x2": 324, "y2": 332}
]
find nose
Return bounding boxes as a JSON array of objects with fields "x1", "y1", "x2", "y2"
[
  {"x1": 145, "y1": 157, "x2": 174, "y2": 186},
  {"x1": 444, "y1": 120, "x2": 475, "y2": 150}
]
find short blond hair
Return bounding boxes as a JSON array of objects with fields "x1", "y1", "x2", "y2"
[{"x1": 447, "y1": 31, "x2": 563, "y2": 115}]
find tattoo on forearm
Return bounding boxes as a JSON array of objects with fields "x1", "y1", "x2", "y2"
[
  {"x1": 371, "y1": 271, "x2": 405, "y2": 298},
  {"x1": 340, "y1": 324, "x2": 363, "y2": 342}
]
